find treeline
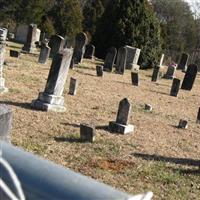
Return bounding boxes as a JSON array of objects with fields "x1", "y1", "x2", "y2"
[{"x1": 0, "y1": 0, "x2": 199, "y2": 68}]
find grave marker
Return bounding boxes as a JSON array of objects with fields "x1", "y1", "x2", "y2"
[
  {"x1": 125, "y1": 46, "x2": 141, "y2": 69},
  {"x1": 49, "y1": 35, "x2": 65, "y2": 58},
  {"x1": 69, "y1": 77, "x2": 78, "y2": 95},
  {"x1": 151, "y1": 65, "x2": 160, "y2": 82},
  {"x1": 80, "y1": 124, "x2": 95, "y2": 142},
  {"x1": 38, "y1": 42, "x2": 51, "y2": 64},
  {"x1": 10, "y1": 50, "x2": 20, "y2": 58},
  {"x1": 170, "y1": 78, "x2": 181, "y2": 97},
  {"x1": 164, "y1": 63, "x2": 176, "y2": 79},
  {"x1": 115, "y1": 47, "x2": 127, "y2": 74},
  {"x1": 196, "y1": 107, "x2": 200, "y2": 124},
  {"x1": 131, "y1": 72, "x2": 139, "y2": 86},
  {"x1": 84, "y1": 44, "x2": 95, "y2": 59},
  {"x1": 96, "y1": 65, "x2": 103, "y2": 77},
  {"x1": 177, "y1": 53, "x2": 189, "y2": 72},
  {"x1": 103, "y1": 47, "x2": 117, "y2": 72}
]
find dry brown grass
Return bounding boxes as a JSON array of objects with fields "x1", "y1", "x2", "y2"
[{"x1": 1, "y1": 42, "x2": 200, "y2": 199}]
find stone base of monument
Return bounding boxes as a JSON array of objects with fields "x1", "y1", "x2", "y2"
[
  {"x1": 31, "y1": 92, "x2": 66, "y2": 112},
  {"x1": 109, "y1": 121, "x2": 134, "y2": 134},
  {"x1": 0, "y1": 78, "x2": 8, "y2": 93}
]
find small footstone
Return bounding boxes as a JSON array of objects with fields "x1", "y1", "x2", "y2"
[
  {"x1": 0, "y1": 104, "x2": 12, "y2": 143},
  {"x1": 131, "y1": 72, "x2": 139, "y2": 86},
  {"x1": 96, "y1": 65, "x2": 103, "y2": 77},
  {"x1": 10, "y1": 50, "x2": 20, "y2": 58},
  {"x1": 145, "y1": 104, "x2": 152, "y2": 111},
  {"x1": 69, "y1": 77, "x2": 78, "y2": 95},
  {"x1": 178, "y1": 119, "x2": 188, "y2": 129},
  {"x1": 151, "y1": 65, "x2": 160, "y2": 82},
  {"x1": 170, "y1": 78, "x2": 181, "y2": 97},
  {"x1": 196, "y1": 107, "x2": 200, "y2": 124},
  {"x1": 80, "y1": 124, "x2": 95, "y2": 142}
]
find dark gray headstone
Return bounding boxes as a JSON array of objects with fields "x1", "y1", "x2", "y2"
[
  {"x1": 72, "y1": 32, "x2": 88, "y2": 64},
  {"x1": 32, "y1": 48, "x2": 73, "y2": 112},
  {"x1": 38, "y1": 43, "x2": 51, "y2": 64},
  {"x1": 116, "y1": 47, "x2": 127, "y2": 74},
  {"x1": 10, "y1": 50, "x2": 20, "y2": 58},
  {"x1": 125, "y1": 46, "x2": 141, "y2": 69},
  {"x1": 131, "y1": 72, "x2": 139, "y2": 86},
  {"x1": 84, "y1": 44, "x2": 95, "y2": 59},
  {"x1": 48, "y1": 35, "x2": 65, "y2": 58},
  {"x1": 69, "y1": 77, "x2": 78, "y2": 95},
  {"x1": 196, "y1": 107, "x2": 200, "y2": 124},
  {"x1": 170, "y1": 78, "x2": 181, "y2": 97},
  {"x1": 80, "y1": 124, "x2": 95, "y2": 142},
  {"x1": 178, "y1": 119, "x2": 188, "y2": 129},
  {"x1": 103, "y1": 47, "x2": 117, "y2": 72},
  {"x1": 177, "y1": 53, "x2": 189, "y2": 71},
  {"x1": 151, "y1": 65, "x2": 160, "y2": 82},
  {"x1": 96, "y1": 65, "x2": 103, "y2": 77},
  {"x1": 181, "y1": 64, "x2": 198, "y2": 91},
  {"x1": 164, "y1": 64, "x2": 176, "y2": 79},
  {"x1": 0, "y1": 104, "x2": 12, "y2": 142},
  {"x1": 22, "y1": 24, "x2": 37, "y2": 53}
]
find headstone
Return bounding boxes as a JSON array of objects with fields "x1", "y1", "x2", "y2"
[
  {"x1": 103, "y1": 47, "x2": 117, "y2": 72},
  {"x1": 115, "y1": 47, "x2": 127, "y2": 74},
  {"x1": 8, "y1": 33, "x2": 15, "y2": 40},
  {"x1": 181, "y1": 64, "x2": 198, "y2": 91},
  {"x1": 10, "y1": 50, "x2": 20, "y2": 58},
  {"x1": 69, "y1": 77, "x2": 78, "y2": 95},
  {"x1": 196, "y1": 107, "x2": 200, "y2": 124},
  {"x1": 31, "y1": 48, "x2": 73, "y2": 112},
  {"x1": 177, "y1": 53, "x2": 189, "y2": 72},
  {"x1": 22, "y1": 24, "x2": 37, "y2": 53},
  {"x1": 131, "y1": 72, "x2": 139, "y2": 86},
  {"x1": 125, "y1": 46, "x2": 141, "y2": 69},
  {"x1": 159, "y1": 54, "x2": 165, "y2": 67},
  {"x1": 84, "y1": 44, "x2": 95, "y2": 59},
  {"x1": 178, "y1": 119, "x2": 188, "y2": 129},
  {"x1": 164, "y1": 63, "x2": 177, "y2": 79},
  {"x1": 109, "y1": 98, "x2": 134, "y2": 134},
  {"x1": 96, "y1": 65, "x2": 103, "y2": 77},
  {"x1": 170, "y1": 78, "x2": 181, "y2": 97},
  {"x1": 49, "y1": 35, "x2": 65, "y2": 58},
  {"x1": 145, "y1": 104, "x2": 152, "y2": 111},
  {"x1": 0, "y1": 104, "x2": 12, "y2": 143},
  {"x1": 132, "y1": 64, "x2": 140, "y2": 71},
  {"x1": 80, "y1": 124, "x2": 95, "y2": 142},
  {"x1": 36, "y1": 28, "x2": 41, "y2": 42},
  {"x1": 38, "y1": 42, "x2": 51, "y2": 64},
  {"x1": 0, "y1": 28, "x2": 7, "y2": 41},
  {"x1": 72, "y1": 32, "x2": 88, "y2": 64},
  {"x1": 70, "y1": 58, "x2": 74, "y2": 69},
  {"x1": 151, "y1": 65, "x2": 160, "y2": 82},
  {"x1": 15, "y1": 24, "x2": 29, "y2": 43}
]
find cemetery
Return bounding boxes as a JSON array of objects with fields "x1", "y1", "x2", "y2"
[{"x1": 0, "y1": 0, "x2": 200, "y2": 200}]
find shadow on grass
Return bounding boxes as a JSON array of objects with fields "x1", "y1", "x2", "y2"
[
  {"x1": 96, "y1": 125, "x2": 109, "y2": 131},
  {"x1": 54, "y1": 136, "x2": 81, "y2": 143},
  {"x1": 61, "y1": 122, "x2": 80, "y2": 128},
  {"x1": 0, "y1": 100, "x2": 32, "y2": 110},
  {"x1": 133, "y1": 153, "x2": 200, "y2": 174},
  {"x1": 75, "y1": 70, "x2": 96, "y2": 77}
]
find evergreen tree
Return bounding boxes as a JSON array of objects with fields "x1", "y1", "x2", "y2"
[{"x1": 93, "y1": 0, "x2": 162, "y2": 68}]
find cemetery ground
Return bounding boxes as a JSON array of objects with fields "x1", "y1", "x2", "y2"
[{"x1": 2, "y1": 42, "x2": 200, "y2": 200}]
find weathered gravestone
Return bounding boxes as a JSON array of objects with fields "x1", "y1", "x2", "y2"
[
  {"x1": 164, "y1": 63, "x2": 177, "y2": 79},
  {"x1": 109, "y1": 98, "x2": 134, "y2": 134},
  {"x1": 69, "y1": 77, "x2": 78, "y2": 95},
  {"x1": 178, "y1": 119, "x2": 188, "y2": 129},
  {"x1": 49, "y1": 35, "x2": 65, "y2": 58},
  {"x1": 159, "y1": 54, "x2": 165, "y2": 67},
  {"x1": 196, "y1": 107, "x2": 200, "y2": 124},
  {"x1": 31, "y1": 48, "x2": 73, "y2": 112},
  {"x1": 131, "y1": 72, "x2": 139, "y2": 86},
  {"x1": 181, "y1": 64, "x2": 198, "y2": 90},
  {"x1": 145, "y1": 104, "x2": 153, "y2": 111},
  {"x1": 0, "y1": 104, "x2": 12, "y2": 143},
  {"x1": 10, "y1": 50, "x2": 20, "y2": 58},
  {"x1": 38, "y1": 42, "x2": 51, "y2": 64},
  {"x1": 0, "y1": 28, "x2": 7, "y2": 41},
  {"x1": 170, "y1": 78, "x2": 181, "y2": 97},
  {"x1": 125, "y1": 46, "x2": 141, "y2": 69},
  {"x1": 103, "y1": 47, "x2": 117, "y2": 72},
  {"x1": 151, "y1": 65, "x2": 160, "y2": 82},
  {"x1": 177, "y1": 53, "x2": 189, "y2": 72},
  {"x1": 115, "y1": 47, "x2": 127, "y2": 74},
  {"x1": 84, "y1": 44, "x2": 95, "y2": 59},
  {"x1": 22, "y1": 24, "x2": 37, "y2": 53},
  {"x1": 96, "y1": 65, "x2": 103, "y2": 77},
  {"x1": 80, "y1": 123, "x2": 96, "y2": 143},
  {"x1": 72, "y1": 32, "x2": 88, "y2": 64}
]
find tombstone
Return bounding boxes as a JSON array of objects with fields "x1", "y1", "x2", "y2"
[
  {"x1": 177, "y1": 53, "x2": 189, "y2": 71},
  {"x1": 36, "y1": 28, "x2": 41, "y2": 42},
  {"x1": 115, "y1": 47, "x2": 127, "y2": 74},
  {"x1": 109, "y1": 98, "x2": 134, "y2": 134},
  {"x1": 96, "y1": 65, "x2": 103, "y2": 77},
  {"x1": 125, "y1": 46, "x2": 141, "y2": 69},
  {"x1": 15, "y1": 24, "x2": 29, "y2": 43},
  {"x1": 170, "y1": 78, "x2": 181, "y2": 97},
  {"x1": 132, "y1": 64, "x2": 140, "y2": 71},
  {"x1": 70, "y1": 58, "x2": 74, "y2": 69},
  {"x1": 151, "y1": 65, "x2": 160, "y2": 82},
  {"x1": 164, "y1": 63, "x2": 177, "y2": 79},
  {"x1": 49, "y1": 35, "x2": 65, "y2": 58},
  {"x1": 22, "y1": 24, "x2": 37, "y2": 53},
  {"x1": 8, "y1": 33, "x2": 15, "y2": 40},
  {"x1": 10, "y1": 50, "x2": 20, "y2": 58},
  {"x1": 103, "y1": 47, "x2": 117, "y2": 72},
  {"x1": 196, "y1": 107, "x2": 200, "y2": 124},
  {"x1": 31, "y1": 48, "x2": 73, "y2": 112},
  {"x1": 181, "y1": 64, "x2": 198, "y2": 91},
  {"x1": 131, "y1": 72, "x2": 139, "y2": 86},
  {"x1": 69, "y1": 77, "x2": 78, "y2": 95},
  {"x1": 84, "y1": 44, "x2": 95, "y2": 59},
  {"x1": 145, "y1": 104, "x2": 152, "y2": 111},
  {"x1": 80, "y1": 124, "x2": 95, "y2": 142},
  {"x1": 178, "y1": 119, "x2": 188, "y2": 129},
  {"x1": 38, "y1": 42, "x2": 51, "y2": 64},
  {"x1": 0, "y1": 104, "x2": 12, "y2": 143},
  {"x1": 72, "y1": 32, "x2": 88, "y2": 64},
  {"x1": 0, "y1": 28, "x2": 7, "y2": 41},
  {"x1": 159, "y1": 54, "x2": 165, "y2": 67}
]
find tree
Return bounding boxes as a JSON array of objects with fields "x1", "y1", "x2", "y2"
[{"x1": 93, "y1": 0, "x2": 162, "y2": 68}]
